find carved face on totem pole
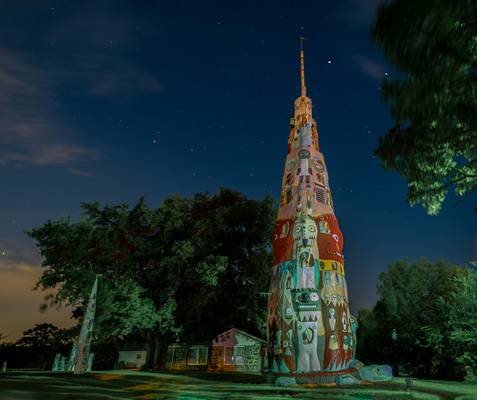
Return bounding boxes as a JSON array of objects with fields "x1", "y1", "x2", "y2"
[{"x1": 293, "y1": 214, "x2": 319, "y2": 265}]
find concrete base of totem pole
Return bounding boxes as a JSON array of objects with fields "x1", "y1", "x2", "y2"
[{"x1": 273, "y1": 361, "x2": 393, "y2": 387}]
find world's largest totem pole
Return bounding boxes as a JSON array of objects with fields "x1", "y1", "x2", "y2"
[{"x1": 267, "y1": 45, "x2": 361, "y2": 386}]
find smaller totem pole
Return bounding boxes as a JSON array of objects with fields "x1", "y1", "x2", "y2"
[{"x1": 72, "y1": 275, "x2": 98, "y2": 374}]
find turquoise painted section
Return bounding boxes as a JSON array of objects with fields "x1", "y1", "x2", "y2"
[{"x1": 358, "y1": 365, "x2": 393, "y2": 382}]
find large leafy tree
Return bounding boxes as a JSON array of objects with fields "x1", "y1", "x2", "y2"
[
  {"x1": 371, "y1": 0, "x2": 477, "y2": 214},
  {"x1": 29, "y1": 188, "x2": 275, "y2": 366},
  {"x1": 17, "y1": 323, "x2": 71, "y2": 349},
  {"x1": 30, "y1": 199, "x2": 166, "y2": 341},
  {"x1": 448, "y1": 264, "x2": 477, "y2": 379},
  {"x1": 171, "y1": 190, "x2": 275, "y2": 341},
  {"x1": 357, "y1": 259, "x2": 468, "y2": 379}
]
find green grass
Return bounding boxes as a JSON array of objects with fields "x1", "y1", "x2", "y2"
[{"x1": 0, "y1": 370, "x2": 476, "y2": 399}]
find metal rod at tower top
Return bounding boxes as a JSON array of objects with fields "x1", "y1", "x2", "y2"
[{"x1": 299, "y1": 37, "x2": 307, "y2": 97}]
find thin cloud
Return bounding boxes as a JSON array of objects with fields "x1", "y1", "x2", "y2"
[
  {"x1": 69, "y1": 59, "x2": 164, "y2": 96},
  {"x1": 45, "y1": 12, "x2": 144, "y2": 51},
  {"x1": 0, "y1": 49, "x2": 99, "y2": 167},
  {"x1": 70, "y1": 169, "x2": 94, "y2": 177},
  {"x1": 45, "y1": 11, "x2": 163, "y2": 96},
  {"x1": 0, "y1": 8, "x2": 163, "y2": 168},
  {"x1": 353, "y1": 53, "x2": 387, "y2": 81},
  {"x1": 88, "y1": 67, "x2": 163, "y2": 95}
]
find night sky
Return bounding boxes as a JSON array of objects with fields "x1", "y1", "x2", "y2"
[{"x1": 0, "y1": 0, "x2": 475, "y2": 340}]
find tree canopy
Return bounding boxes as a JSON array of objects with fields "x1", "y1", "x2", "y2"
[
  {"x1": 357, "y1": 259, "x2": 476, "y2": 380},
  {"x1": 29, "y1": 188, "x2": 276, "y2": 363},
  {"x1": 14, "y1": 323, "x2": 72, "y2": 369},
  {"x1": 371, "y1": 0, "x2": 477, "y2": 214},
  {"x1": 17, "y1": 323, "x2": 71, "y2": 349},
  {"x1": 448, "y1": 262, "x2": 477, "y2": 379}
]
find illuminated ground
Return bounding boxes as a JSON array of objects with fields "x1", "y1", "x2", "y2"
[{"x1": 0, "y1": 370, "x2": 476, "y2": 400}]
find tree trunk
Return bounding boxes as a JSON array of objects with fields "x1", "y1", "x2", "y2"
[
  {"x1": 145, "y1": 331, "x2": 156, "y2": 369},
  {"x1": 153, "y1": 335, "x2": 162, "y2": 369}
]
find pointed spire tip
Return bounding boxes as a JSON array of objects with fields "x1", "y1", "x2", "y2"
[{"x1": 299, "y1": 37, "x2": 307, "y2": 97}]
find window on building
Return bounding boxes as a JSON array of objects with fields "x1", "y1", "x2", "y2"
[
  {"x1": 224, "y1": 346, "x2": 245, "y2": 365},
  {"x1": 224, "y1": 347, "x2": 234, "y2": 365},
  {"x1": 234, "y1": 346, "x2": 245, "y2": 365},
  {"x1": 188, "y1": 346, "x2": 208, "y2": 366},
  {"x1": 173, "y1": 347, "x2": 187, "y2": 363},
  {"x1": 197, "y1": 347, "x2": 208, "y2": 365}
]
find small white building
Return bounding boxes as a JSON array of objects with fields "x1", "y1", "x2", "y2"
[{"x1": 117, "y1": 349, "x2": 147, "y2": 369}]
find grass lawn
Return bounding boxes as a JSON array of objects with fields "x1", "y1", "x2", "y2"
[{"x1": 0, "y1": 370, "x2": 476, "y2": 399}]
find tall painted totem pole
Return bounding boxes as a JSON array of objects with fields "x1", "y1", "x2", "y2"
[{"x1": 267, "y1": 44, "x2": 359, "y2": 386}]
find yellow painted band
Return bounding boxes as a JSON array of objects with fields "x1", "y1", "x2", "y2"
[{"x1": 319, "y1": 259, "x2": 344, "y2": 275}]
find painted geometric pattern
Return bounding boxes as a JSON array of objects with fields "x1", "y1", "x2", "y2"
[
  {"x1": 244, "y1": 344, "x2": 261, "y2": 372},
  {"x1": 267, "y1": 56, "x2": 357, "y2": 377}
]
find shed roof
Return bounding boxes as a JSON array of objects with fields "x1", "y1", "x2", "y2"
[{"x1": 214, "y1": 328, "x2": 266, "y2": 344}]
